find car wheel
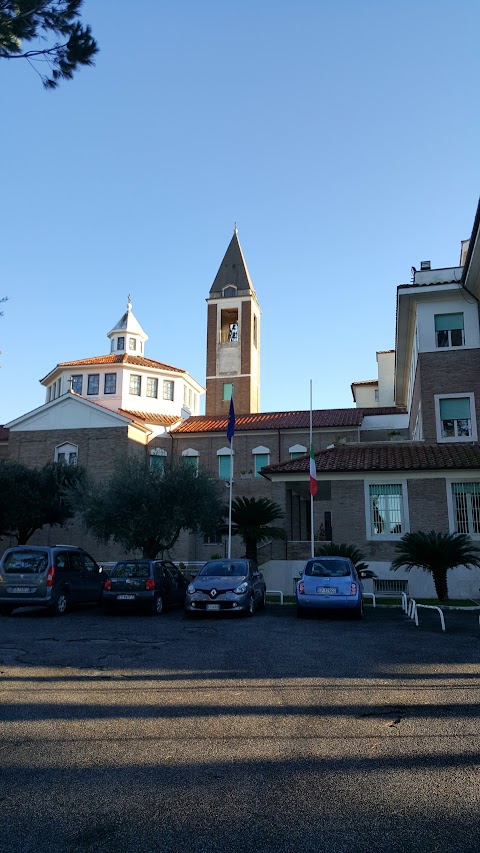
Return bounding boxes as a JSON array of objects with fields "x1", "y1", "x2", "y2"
[
  {"x1": 296, "y1": 604, "x2": 307, "y2": 619},
  {"x1": 260, "y1": 589, "x2": 267, "y2": 610},
  {"x1": 0, "y1": 605, "x2": 14, "y2": 616},
  {"x1": 246, "y1": 594, "x2": 256, "y2": 617},
  {"x1": 51, "y1": 591, "x2": 69, "y2": 616},
  {"x1": 150, "y1": 595, "x2": 164, "y2": 616}
]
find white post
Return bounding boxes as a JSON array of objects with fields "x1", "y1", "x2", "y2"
[{"x1": 310, "y1": 379, "x2": 314, "y2": 559}]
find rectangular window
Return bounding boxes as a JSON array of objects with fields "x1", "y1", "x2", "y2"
[
  {"x1": 87, "y1": 374, "x2": 99, "y2": 395},
  {"x1": 129, "y1": 337, "x2": 137, "y2": 351},
  {"x1": 189, "y1": 388, "x2": 192, "y2": 407},
  {"x1": 203, "y1": 530, "x2": 223, "y2": 545},
  {"x1": 71, "y1": 375, "x2": 83, "y2": 394},
  {"x1": 369, "y1": 484, "x2": 403, "y2": 536},
  {"x1": 290, "y1": 452, "x2": 305, "y2": 460},
  {"x1": 254, "y1": 453, "x2": 269, "y2": 477},
  {"x1": 129, "y1": 374, "x2": 141, "y2": 396},
  {"x1": 435, "y1": 313, "x2": 464, "y2": 348},
  {"x1": 117, "y1": 336, "x2": 124, "y2": 350},
  {"x1": 147, "y1": 377, "x2": 158, "y2": 398},
  {"x1": 374, "y1": 389, "x2": 379, "y2": 402},
  {"x1": 223, "y1": 383, "x2": 233, "y2": 401},
  {"x1": 452, "y1": 483, "x2": 480, "y2": 534},
  {"x1": 439, "y1": 397, "x2": 471, "y2": 438},
  {"x1": 184, "y1": 385, "x2": 188, "y2": 404},
  {"x1": 219, "y1": 455, "x2": 232, "y2": 479},
  {"x1": 253, "y1": 314, "x2": 258, "y2": 348},
  {"x1": 163, "y1": 380, "x2": 174, "y2": 401},
  {"x1": 104, "y1": 374, "x2": 116, "y2": 395}
]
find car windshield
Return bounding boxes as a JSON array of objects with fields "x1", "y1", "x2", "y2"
[
  {"x1": 305, "y1": 560, "x2": 351, "y2": 577},
  {"x1": 112, "y1": 562, "x2": 150, "y2": 579},
  {"x1": 3, "y1": 550, "x2": 49, "y2": 574},
  {"x1": 199, "y1": 561, "x2": 247, "y2": 577}
]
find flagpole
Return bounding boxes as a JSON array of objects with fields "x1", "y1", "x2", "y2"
[
  {"x1": 310, "y1": 379, "x2": 314, "y2": 559},
  {"x1": 227, "y1": 392, "x2": 235, "y2": 559},
  {"x1": 228, "y1": 432, "x2": 233, "y2": 558}
]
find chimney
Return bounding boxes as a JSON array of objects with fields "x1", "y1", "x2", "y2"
[{"x1": 420, "y1": 260, "x2": 431, "y2": 271}]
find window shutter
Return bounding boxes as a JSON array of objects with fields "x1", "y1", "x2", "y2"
[
  {"x1": 439, "y1": 397, "x2": 470, "y2": 420},
  {"x1": 434, "y1": 313, "x2": 464, "y2": 332}
]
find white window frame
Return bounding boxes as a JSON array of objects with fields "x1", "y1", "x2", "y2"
[
  {"x1": 289, "y1": 444, "x2": 307, "y2": 460},
  {"x1": 217, "y1": 446, "x2": 234, "y2": 479},
  {"x1": 163, "y1": 380, "x2": 174, "y2": 401},
  {"x1": 252, "y1": 445, "x2": 270, "y2": 478},
  {"x1": 434, "y1": 393, "x2": 477, "y2": 443},
  {"x1": 182, "y1": 448, "x2": 199, "y2": 475},
  {"x1": 150, "y1": 447, "x2": 167, "y2": 473},
  {"x1": 129, "y1": 374, "x2": 141, "y2": 396},
  {"x1": 364, "y1": 479, "x2": 409, "y2": 541},
  {"x1": 55, "y1": 442, "x2": 78, "y2": 466},
  {"x1": 446, "y1": 477, "x2": 480, "y2": 538},
  {"x1": 434, "y1": 313, "x2": 465, "y2": 349}
]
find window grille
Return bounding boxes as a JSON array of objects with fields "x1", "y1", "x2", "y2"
[
  {"x1": 104, "y1": 373, "x2": 116, "y2": 395},
  {"x1": 129, "y1": 375, "x2": 141, "y2": 396},
  {"x1": 163, "y1": 380, "x2": 174, "y2": 401},
  {"x1": 146, "y1": 378, "x2": 158, "y2": 398},
  {"x1": 369, "y1": 484, "x2": 403, "y2": 536},
  {"x1": 452, "y1": 483, "x2": 480, "y2": 534}
]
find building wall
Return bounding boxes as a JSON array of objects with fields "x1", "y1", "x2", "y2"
[
  {"x1": 418, "y1": 350, "x2": 480, "y2": 442},
  {"x1": 416, "y1": 296, "x2": 480, "y2": 353},
  {"x1": 377, "y1": 351, "x2": 395, "y2": 406}
]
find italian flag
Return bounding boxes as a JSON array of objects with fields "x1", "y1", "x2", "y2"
[{"x1": 309, "y1": 444, "x2": 317, "y2": 497}]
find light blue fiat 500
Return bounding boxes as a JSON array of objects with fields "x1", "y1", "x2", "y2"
[{"x1": 296, "y1": 556, "x2": 363, "y2": 619}]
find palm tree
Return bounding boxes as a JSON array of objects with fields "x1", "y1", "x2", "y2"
[
  {"x1": 227, "y1": 496, "x2": 286, "y2": 563},
  {"x1": 316, "y1": 543, "x2": 369, "y2": 574},
  {"x1": 391, "y1": 531, "x2": 480, "y2": 601}
]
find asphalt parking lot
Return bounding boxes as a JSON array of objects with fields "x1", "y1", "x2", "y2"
[{"x1": 0, "y1": 604, "x2": 479, "y2": 853}]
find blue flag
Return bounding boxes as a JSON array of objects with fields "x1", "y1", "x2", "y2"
[{"x1": 227, "y1": 396, "x2": 235, "y2": 443}]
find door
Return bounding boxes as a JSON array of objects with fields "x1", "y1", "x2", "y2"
[
  {"x1": 80, "y1": 552, "x2": 103, "y2": 603},
  {"x1": 159, "y1": 562, "x2": 184, "y2": 605}
]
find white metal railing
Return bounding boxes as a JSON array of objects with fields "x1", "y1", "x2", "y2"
[{"x1": 266, "y1": 589, "x2": 284, "y2": 605}]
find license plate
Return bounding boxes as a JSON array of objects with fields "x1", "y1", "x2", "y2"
[
  {"x1": 7, "y1": 587, "x2": 34, "y2": 594},
  {"x1": 117, "y1": 594, "x2": 136, "y2": 600},
  {"x1": 317, "y1": 587, "x2": 337, "y2": 595},
  {"x1": 206, "y1": 603, "x2": 221, "y2": 611}
]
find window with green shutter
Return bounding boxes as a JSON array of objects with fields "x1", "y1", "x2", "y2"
[
  {"x1": 219, "y1": 455, "x2": 231, "y2": 479},
  {"x1": 439, "y1": 397, "x2": 471, "y2": 438},
  {"x1": 254, "y1": 453, "x2": 269, "y2": 477},
  {"x1": 434, "y1": 313, "x2": 464, "y2": 348}
]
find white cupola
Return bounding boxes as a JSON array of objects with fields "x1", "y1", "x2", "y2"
[{"x1": 107, "y1": 296, "x2": 148, "y2": 355}]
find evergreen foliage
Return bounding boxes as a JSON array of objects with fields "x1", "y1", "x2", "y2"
[
  {"x1": 225, "y1": 496, "x2": 286, "y2": 563},
  {"x1": 391, "y1": 530, "x2": 480, "y2": 601},
  {"x1": 78, "y1": 457, "x2": 224, "y2": 559},
  {"x1": 316, "y1": 542, "x2": 369, "y2": 573},
  {"x1": 0, "y1": 460, "x2": 85, "y2": 544},
  {"x1": 0, "y1": 1, "x2": 97, "y2": 88}
]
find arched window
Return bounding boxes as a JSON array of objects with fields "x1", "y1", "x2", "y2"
[
  {"x1": 289, "y1": 444, "x2": 307, "y2": 460},
  {"x1": 182, "y1": 448, "x2": 199, "y2": 475},
  {"x1": 150, "y1": 447, "x2": 167, "y2": 473},
  {"x1": 223, "y1": 285, "x2": 237, "y2": 298},
  {"x1": 55, "y1": 442, "x2": 78, "y2": 466}
]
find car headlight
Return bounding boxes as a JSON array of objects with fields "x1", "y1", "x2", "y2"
[
  {"x1": 187, "y1": 584, "x2": 196, "y2": 594},
  {"x1": 234, "y1": 581, "x2": 249, "y2": 594}
]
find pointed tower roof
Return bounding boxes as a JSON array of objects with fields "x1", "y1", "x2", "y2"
[
  {"x1": 107, "y1": 296, "x2": 148, "y2": 343},
  {"x1": 209, "y1": 229, "x2": 258, "y2": 302}
]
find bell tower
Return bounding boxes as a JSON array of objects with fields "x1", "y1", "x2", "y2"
[{"x1": 205, "y1": 229, "x2": 261, "y2": 416}]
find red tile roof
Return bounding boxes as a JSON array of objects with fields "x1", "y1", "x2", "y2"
[
  {"x1": 171, "y1": 407, "x2": 406, "y2": 434},
  {"x1": 119, "y1": 410, "x2": 180, "y2": 426},
  {"x1": 0, "y1": 426, "x2": 9, "y2": 441},
  {"x1": 262, "y1": 442, "x2": 480, "y2": 475},
  {"x1": 56, "y1": 354, "x2": 186, "y2": 373}
]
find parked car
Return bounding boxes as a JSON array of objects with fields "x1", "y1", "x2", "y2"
[
  {"x1": 296, "y1": 556, "x2": 363, "y2": 619},
  {"x1": 102, "y1": 559, "x2": 189, "y2": 615},
  {"x1": 185, "y1": 558, "x2": 266, "y2": 616},
  {"x1": 0, "y1": 545, "x2": 104, "y2": 616}
]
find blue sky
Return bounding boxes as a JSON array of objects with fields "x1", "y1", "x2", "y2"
[{"x1": 1, "y1": 0, "x2": 479, "y2": 424}]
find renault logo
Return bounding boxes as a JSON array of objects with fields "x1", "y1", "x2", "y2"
[{"x1": 210, "y1": 588, "x2": 217, "y2": 598}]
